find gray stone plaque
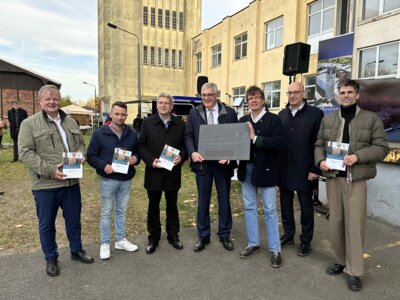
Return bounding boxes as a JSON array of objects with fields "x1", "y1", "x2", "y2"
[{"x1": 198, "y1": 123, "x2": 250, "y2": 160}]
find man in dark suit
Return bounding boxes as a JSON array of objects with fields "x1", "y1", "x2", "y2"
[
  {"x1": 278, "y1": 82, "x2": 324, "y2": 256},
  {"x1": 185, "y1": 82, "x2": 238, "y2": 252},
  {"x1": 8, "y1": 101, "x2": 28, "y2": 162},
  {"x1": 138, "y1": 93, "x2": 187, "y2": 254}
]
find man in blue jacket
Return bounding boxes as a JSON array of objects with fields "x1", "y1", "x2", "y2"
[
  {"x1": 87, "y1": 101, "x2": 141, "y2": 260},
  {"x1": 185, "y1": 82, "x2": 238, "y2": 252}
]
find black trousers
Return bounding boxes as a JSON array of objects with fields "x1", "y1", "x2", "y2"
[
  {"x1": 279, "y1": 188, "x2": 314, "y2": 244},
  {"x1": 147, "y1": 190, "x2": 180, "y2": 242},
  {"x1": 12, "y1": 129, "x2": 19, "y2": 159}
]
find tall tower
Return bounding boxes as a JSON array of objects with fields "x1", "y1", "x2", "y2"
[{"x1": 98, "y1": 0, "x2": 202, "y2": 120}]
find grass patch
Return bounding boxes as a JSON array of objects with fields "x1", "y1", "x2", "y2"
[{"x1": 0, "y1": 134, "x2": 244, "y2": 255}]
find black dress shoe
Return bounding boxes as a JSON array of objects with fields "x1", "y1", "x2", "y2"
[
  {"x1": 71, "y1": 250, "x2": 94, "y2": 264},
  {"x1": 326, "y1": 263, "x2": 345, "y2": 275},
  {"x1": 348, "y1": 276, "x2": 362, "y2": 291},
  {"x1": 146, "y1": 241, "x2": 159, "y2": 254},
  {"x1": 270, "y1": 251, "x2": 282, "y2": 268},
  {"x1": 11, "y1": 158, "x2": 18, "y2": 162},
  {"x1": 220, "y1": 237, "x2": 234, "y2": 251},
  {"x1": 239, "y1": 245, "x2": 260, "y2": 259},
  {"x1": 193, "y1": 238, "x2": 210, "y2": 252},
  {"x1": 296, "y1": 242, "x2": 312, "y2": 257},
  {"x1": 168, "y1": 236, "x2": 183, "y2": 250},
  {"x1": 46, "y1": 259, "x2": 60, "y2": 277},
  {"x1": 280, "y1": 235, "x2": 294, "y2": 248}
]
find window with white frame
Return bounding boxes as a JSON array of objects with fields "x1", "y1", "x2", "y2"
[
  {"x1": 172, "y1": 11, "x2": 177, "y2": 29},
  {"x1": 158, "y1": 48, "x2": 163, "y2": 66},
  {"x1": 150, "y1": 47, "x2": 155, "y2": 65},
  {"x1": 158, "y1": 9, "x2": 163, "y2": 28},
  {"x1": 196, "y1": 52, "x2": 202, "y2": 73},
  {"x1": 307, "y1": 0, "x2": 334, "y2": 52},
  {"x1": 151, "y1": 7, "x2": 156, "y2": 27},
  {"x1": 211, "y1": 44, "x2": 222, "y2": 68},
  {"x1": 359, "y1": 42, "x2": 399, "y2": 78},
  {"x1": 179, "y1": 12, "x2": 184, "y2": 31},
  {"x1": 143, "y1": 46, "x2": 148, "y2": 64},
  {"x1": 143, "y1": 7, "x2": 148, "y2": 25},
  {"x1": 165, "y1": 10, "x2": 170, "y2": 29},
  {"x1": 263, "y1": 81, "x2": 281, "y2": 108},
  {"x1": 165, "y1": 49, "x2": 170, "y2": 67},
  {"x1": 304, "y1": 76, "x2": 316, "y2": 100},
  {"x1": 363, "y1": 0, "x2": 400, "y2": 20},
  {"x1": 172, "y1": 49, "x2": 176, "y2": 68},
  {"x1": 234, "y1": 32, "x2": 247, "y2": 60},
  {"x1": 178, "y1": 50, "x2": 183, "y2": 68},
  {"x1": 265, "y1": 16, "x2": 283, "y2": 50},
  {"x1": 233, "y1": 87, "x2": 246, "y2": 103}
]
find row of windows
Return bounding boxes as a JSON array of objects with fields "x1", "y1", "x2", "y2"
[
  {"x1": 143, "y1": 46, "x2": 183, "y2": 68},
  {"x1": 363, "y1": 0, "x2": 400, "y2": 20},
  {"x1": 231, "y1": 76, "x2": 316, "y2": 110},
  {"x1": 143, "y1": 7, "x2": 184, "y2": 31},
  {"x1": 195, "y1": 0, "x2": 336, "y2": 72}
]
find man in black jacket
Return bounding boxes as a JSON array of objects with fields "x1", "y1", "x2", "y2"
[
  {"x1": 278, "y1": 82, "x2": 324, "y2": 257},
  {"x1": 8, "y1": 101, "x2": 28, "y2": 162},
  {"x1": 138, "y1": 93, "x2": 187, "y2": 254}
]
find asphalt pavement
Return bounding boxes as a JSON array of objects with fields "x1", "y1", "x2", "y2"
[{"x1": 1, "y1": 212, "x2": 399, "y2": 300}]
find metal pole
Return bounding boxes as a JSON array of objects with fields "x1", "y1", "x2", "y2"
[{"x1": 107, "y1": 22, "x2": 142, "y2": 117}]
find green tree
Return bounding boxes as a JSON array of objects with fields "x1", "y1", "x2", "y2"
[{"x1": 60, "y1": 95, "x2": 73, "y2": 107}]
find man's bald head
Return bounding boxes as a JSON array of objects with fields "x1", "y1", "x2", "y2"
[{"x1": 287, "y1": 82, "x2": 305, "y2": 109}]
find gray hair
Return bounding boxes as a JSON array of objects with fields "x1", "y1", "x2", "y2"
[
  {"x1": 38, "y1": 85, "x2": 61, "y2": 99},
  {"x1": 157, "y1": 93, "x2": 174, "y2": 105},
  {"x1": 201, "y1": 82, "x2": 218, "y2": 94}
]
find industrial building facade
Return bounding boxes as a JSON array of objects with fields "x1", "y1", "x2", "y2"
[{"x1": 98, "y1": 0, "x2": 400, "y2": 120}]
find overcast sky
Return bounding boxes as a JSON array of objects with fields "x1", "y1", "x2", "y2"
[{"x1": 0, "y1": 0, "x2": 250, "y2": 101}]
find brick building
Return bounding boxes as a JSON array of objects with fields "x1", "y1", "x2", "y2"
[{"x1": 0, "y1": 58, "x2": 61, "y2": 120}]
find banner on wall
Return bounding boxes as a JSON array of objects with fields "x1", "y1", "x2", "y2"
[{"x1": 314, "y1": 33, "x2": 354, "y2": 115}]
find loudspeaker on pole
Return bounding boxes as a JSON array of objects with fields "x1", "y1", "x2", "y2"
[
  {"x1": 282, "y1": 42, "x2": 311, "y2": 76},
  {"x1": 197, "y1": 76, "x2": 208, "y2": 95}
]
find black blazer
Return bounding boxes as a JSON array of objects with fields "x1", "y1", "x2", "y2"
[
  {"x1": 277, "y1": 102, "x2": 324, "y2": 191},
  {"x1": 138, "y1": 114, "x2": 187, "y2": 191},
  {"x1": 237, "y1": 111, "x2": 285, "y2": 187},
  {"x1": 8, "y1": 108, "x2": 28, "y2": 139}
]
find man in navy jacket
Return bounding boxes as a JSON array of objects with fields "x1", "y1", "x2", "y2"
[
  {"x1": 278, "y1": 82, "x2": 324, "y2": 257},
  {"x1": 87, "y1": 101, "x2": 141, "y2": 260},
  {"x1": 185, "y1": 82, "x2": 238, "y2": 252}
]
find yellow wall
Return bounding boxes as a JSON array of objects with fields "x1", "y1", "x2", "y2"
[{"x1": 190, "y1": 0, "x2": 336, "y2": 113}]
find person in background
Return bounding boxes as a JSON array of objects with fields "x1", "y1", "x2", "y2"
[{"x1": 8, "y1": 101, "x2": 28, "y2": 161}]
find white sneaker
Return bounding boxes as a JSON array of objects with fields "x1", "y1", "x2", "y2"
[
  {"x1": 115, "y1": 238, "x2": 138, "y2": 252},
  {"x1": 100, "y1": 242, "x2": 110, "y2": 260}
]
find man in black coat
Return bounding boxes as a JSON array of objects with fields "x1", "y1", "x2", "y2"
[
  {"x1": 184, "y1": 82, "x2": 238, "y2": 253},
  {"x1": 7, "y1": 101, "x2": 28, "y2": 162},
  {"x1": 278, "y1": 82, "x2": 324, "y2": 256},
  {"x1": 138, "y1": 93, "x2": 187, "y2": 254}
]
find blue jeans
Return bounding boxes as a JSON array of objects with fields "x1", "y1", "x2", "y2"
[
  {"x1": 241, "y1": 164, "x2": 281, "y2": 252},
  {"x1": 99, "y1": 177, "x2": 132, "y2": 244}
]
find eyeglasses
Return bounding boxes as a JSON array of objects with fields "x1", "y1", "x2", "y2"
[
  {"x1": 201, "y1": 93, "x2": 215, "y2": 98},
  {"x1": 286, "y1": 90, "x2": 304, "y2": 96}
]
